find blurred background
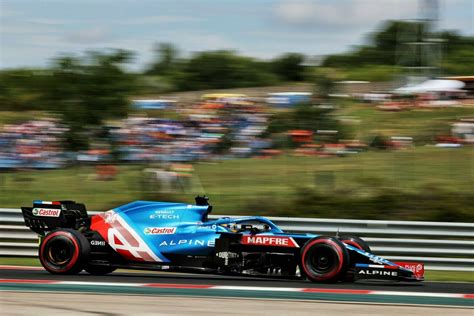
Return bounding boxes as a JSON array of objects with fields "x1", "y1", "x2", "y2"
[{"x1": 0, "y1": 0, "x2": 473, "y2": 221}]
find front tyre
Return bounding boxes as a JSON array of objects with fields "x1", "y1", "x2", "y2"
[
  {"x1": 39, "y1": 229, "x2": 90, "y2": 274},
  {"x1": 338, "y1": 235, "x2": 371, "y2": 252},
  {"x1": 338, "y1": 235, "x2": 371, "y2": 282},
  {"x1": 300, "y1": 236, "x2": 349, "y2": 283}
]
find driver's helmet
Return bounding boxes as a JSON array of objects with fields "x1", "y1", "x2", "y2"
[{"x1": 220, "y1": 223, "x2": 239, "y2": 233}]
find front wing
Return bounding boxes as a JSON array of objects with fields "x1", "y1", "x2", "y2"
[{"x1": 355, "y1": 262, "x2": 424, "y2": 281}]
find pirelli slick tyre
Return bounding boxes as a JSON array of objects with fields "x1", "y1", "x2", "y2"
[
  {"x1": 338, "y1": 235, "x2": 371, "y2": 282},
  {"x1": 84, "y1": 265, "x2": 117, "y2": 275},
  {"x1": 39, "y1": 229, "x2": 90, "y2": 274},
  {"x1": 300, "y1": 236, "x2": 349, "y2": 283},
  {"x1": 338, "y1": 235, "x2": 371, "y2": 253}
]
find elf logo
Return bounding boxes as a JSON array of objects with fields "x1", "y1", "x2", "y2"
[{"x1": 32, "y1": 208, "x2": 61, "y2": 217}]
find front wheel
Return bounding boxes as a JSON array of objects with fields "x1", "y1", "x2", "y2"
[
  {"x1": 339, "y1": 235, "x2": 371, "y2": 252},
  {"x1": 338, "y1": 235, "x2": 371, "y2": 282},
  {"x1": 39, "y1": 229, "x2": 90, "y2": 274},
  {"x1": 300, "y1": 236, "x2": 349, "y2": 283}
]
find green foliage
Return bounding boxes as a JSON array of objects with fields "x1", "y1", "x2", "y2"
[
  {"x1": 40, "y1": 50, "x2": 136, "y2": 150},
  {"x1": 290, "y1": 186, "x2": 474, "y2": 221},
  {"x1": 440, "y1": 49, "x2": 474, "y2": 75},
  {"x1": 0, "y1": 148, "x2": 472, "y2": 221},
  {"x1": 0, "y1": 69, "x2": 48, "y2": 111},
  {"x1": 173, "y1": 50, "x2": 279, "y2": 90},
  {"x1": 142, "y1": 43, "x2": 308, "y2": 91},
  {"x1": 344, "y1": 65, "x2": 402, "y2": 82},
  {"x1": 314, "y1": 70, "x2": 337, "y2": 98},
  {"x1": 322, "y1": 20, "x2": 474, "y2": 78},
  {"x1": 323, "y1": 20, "x2": 426, "y2": 69},
  {"x1": 271, "y1": 53, "x2": 306, "y2": 81},
  {"x1": 145, "y1": 43, "x2": 179, "y2": 76}
]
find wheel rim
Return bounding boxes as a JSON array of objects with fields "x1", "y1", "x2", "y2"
[
  {"x1": 307, "y1": 245, "x2": 337, "y2": 274},
  {"x1": 47, "y1": 239, "x2": 73, "y2": 265}
]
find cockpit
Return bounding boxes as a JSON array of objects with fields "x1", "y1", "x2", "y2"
[
  {"x1": 220, "y1": 220, "x2": 272, "y2": 234},
  {"x1": 213, "y1": 217, "x2": 283, "y2": 234}
]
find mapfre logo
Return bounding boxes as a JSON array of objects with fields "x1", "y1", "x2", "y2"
[
  {"x1": 241, "y1": 235, "x2": 299, "y2": 247},
  {"x1": 144, "y1": 227, "x2": 176, "y2": 235},
  {"x1": 32, "y1": 208, "x2": 61, "y2": 217}
]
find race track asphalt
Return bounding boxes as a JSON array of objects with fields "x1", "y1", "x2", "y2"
[
  {"x1": 2, "y1": 292, "x2": 472, "y2": 316},
  {"x1": 1, "y1": 266, "x2": 473, "y2": 294}
]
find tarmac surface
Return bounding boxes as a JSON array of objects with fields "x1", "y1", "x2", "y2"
[
  {"x1": 1, "y1": 291, "x2": 472, "y2": 316},
  {"x1": 0, "y1": 266, "x2": 473, "y2": 314},
  {"x1": 1, "y1": 267, "x2": 473, "y2": 294}
]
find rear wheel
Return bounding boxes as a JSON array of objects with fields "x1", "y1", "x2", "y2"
[
  {"x1": 300, "y1": 236, "x2": 349, "y2": 283},
  {"x1": 39, "y1": 229, "x2": 90, "y2": 274}
]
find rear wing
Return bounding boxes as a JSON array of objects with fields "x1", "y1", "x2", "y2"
[{"x1": 21, "y1": 200, "x2": 89, "y2": 236}]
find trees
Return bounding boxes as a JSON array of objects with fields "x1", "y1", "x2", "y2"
[
  {"x1": 322, "y1": 20, "x2": 474, "y2": 76},
  {"x1": 0, "y1": 69, "x2": 47, "y2": 111},
  {"x1": 271, "y1": 53, "x2": 306, "y2": 81},
  {"x1": 439, "y1": 31, "x2": 474, "y2": 75},
  {"x1": 145, "y1": 43, "x2": 179, "y2": 76},
  {"x1": 41, "y1": 50, "x2": 136, "y2": 150},
  {"x1": 174, "y1": 50, "x2": 278, "y2": 90}
]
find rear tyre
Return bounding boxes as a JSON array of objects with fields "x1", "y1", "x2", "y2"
[
  {"x1": 39, "y1": 229, "x2": 90, "y2": 274},
  {"x1": 84, "y1": 265, "x2": 117, "y2": 275},
  {"x1": 300, "y1": 236, "x2": 349, "y2": 283}
]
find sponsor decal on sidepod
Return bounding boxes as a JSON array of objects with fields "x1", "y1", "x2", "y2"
[
  {"x1": 32, "y1": 208, "x2": 61, "y2": 217},
  {"x1": 144, "y1": 227, "x2": 176, "y2": 235},
  {"x1": 241, "y1": 235, "x2": 299, "y2": 247}
]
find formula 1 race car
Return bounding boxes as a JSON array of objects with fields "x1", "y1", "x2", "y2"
[{"x1": 21, "y1": 197, "x2": 424, "y2": 282}]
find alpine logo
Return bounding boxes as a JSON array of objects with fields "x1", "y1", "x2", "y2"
[
  {"x1": 144, "y1": 227, "x2": 176, "y2": 235},
  {"x1": 159, "y1": 239, "x2": 215, "y2": 247},
  {"x1": 357, "y1": 269, "x2": 398, "y2": 277},
  {"x1": 32, "y1": 208, "x2": 61, "y2": 217},
  {"x1": 241, "y1": 236, "x2": 299, "y2": 248}
]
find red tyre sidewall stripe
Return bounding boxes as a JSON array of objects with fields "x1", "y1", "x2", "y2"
[
  {"x1": 40, "y1": 231, "x2": 80, "y2": 273},
  {"x1": 302, "y1": 239, "x2": 344, "y2": 281}
]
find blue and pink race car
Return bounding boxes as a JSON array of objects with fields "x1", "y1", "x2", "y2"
[{"x1": 21, "y1": 196, "x2": 424, "y2": 283}]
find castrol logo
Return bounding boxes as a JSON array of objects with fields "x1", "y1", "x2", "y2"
[
  {"x1": 144, "y1": 227, "x2": 176, "y2": 235},
  {"x1": 32, "y1": 208, "x2": 61, "y2": 217}
]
